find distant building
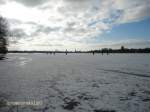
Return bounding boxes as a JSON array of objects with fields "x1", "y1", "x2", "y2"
[{"x1": 121, "y1": 46, "x2": 125, "y2": 51}]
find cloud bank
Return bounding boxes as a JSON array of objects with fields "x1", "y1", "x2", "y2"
[{"x1": 0, "y1": 0, "x2": 150, "y2": 50}]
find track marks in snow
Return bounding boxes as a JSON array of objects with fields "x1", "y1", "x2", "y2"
[{"x1": 97, "y1": 68, "x2": 150, "y2": 78}]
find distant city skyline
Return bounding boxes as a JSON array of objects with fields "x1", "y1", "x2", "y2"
[{"x1": 0, "y1": 0, "x2": 150, "y2": 50}]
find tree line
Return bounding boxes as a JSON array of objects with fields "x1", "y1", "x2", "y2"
[
  {"x1": 9, "y1": 46, "x2": 150, "y2": 54},
  {"x1": 88, "y1": 46, "x2": 150, "y2": 54},
  {"x1": 0, "y1": 16, "x2": 8, "y2": 53}
]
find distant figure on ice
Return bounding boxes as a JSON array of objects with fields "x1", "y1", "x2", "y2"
[
  {"x1": 101, "y1": 50, "x2": 103, "y2": 55},
  {"x1": 92, "y1": 51, "x2": 95, "y2": 55},
  {"x1": 66, "y1": 49, "x2": 68, "y2": 55},
  {"x1": 107, "y1": 50, "x2": 109, "y2": 55}
]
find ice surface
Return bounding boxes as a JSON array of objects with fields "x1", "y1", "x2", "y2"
[{"x1": 0, "y1": 53, "x2": 150, "y2": 112}]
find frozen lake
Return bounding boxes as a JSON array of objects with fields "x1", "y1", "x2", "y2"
[{"x1": 0, "y1": 53, "x2": 150, "y2": 112}]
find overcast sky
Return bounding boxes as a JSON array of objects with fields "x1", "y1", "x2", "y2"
[{"x1": 0, "y1": 0, "x2": 150, "y2": 50}]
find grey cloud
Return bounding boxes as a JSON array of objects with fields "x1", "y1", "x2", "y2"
[
  {"x1": 30, "y1": 24, "x2": 61, "y2": 36},
  {"x1": 13, "y1": 0, "x2": 49, "y2": 7},
  {"x1": 67, "y1": 22, "x2": 76, "y2": 28},
  {"x1": 62, "y1": 0, "x2": 150, "y2": 24},
  {"x1": 9, "y1": 40, "x2": 18, "y2": 44},
  {"x1": 9, "y1": 19, "x2": 61, "y2": 38},
  {"x1": 25, "y1": 21, "x2": 37, "y2": 25},
  {"x1": 12, "y1": 28, "x2": 28, "y2": 38},
  {"x1": 64, "y1": 22, "x2": 76, "y2": 32},
  {"x1": 132, "y1": 4, "x2": 150, "y2": 20},
  {"x1": 63, "y1": 0, "x2": 91, "y2": 5},
  {"x1": 33, "y1": 43, "x2": 63, "y2": 47},
  {"x1": 58, "y1": 0, "x2": 95, "y2": 15},
  {"x1": 8, "y1": 19, "x2": 37, "y2": 26},
  {"x1": 117, "y1": 0, "x2": 150, "y2": 23},
  {"x1": 8, "y1": 19, "x2": 23, "y2": 26},
  {"x1": 0, "y1": 0, "x2": 5, "y2": 4},
  {"x1": 36, "y1": 25, "x2": 60, "y2": 34}
]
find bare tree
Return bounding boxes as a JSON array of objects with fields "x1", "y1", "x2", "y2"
[{"x1": 0, "y1": 16, "x2": 9, "y2": 53}]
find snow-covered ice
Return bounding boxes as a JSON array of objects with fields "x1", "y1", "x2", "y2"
[{"x1": 0, "y1": 53, "x2": 150, "y2": 112}]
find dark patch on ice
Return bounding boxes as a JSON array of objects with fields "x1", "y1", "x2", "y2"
[
  {"x1": 62, "y1": 99, "x2": 79, "y2": 110},
  {"x1": 31, "y1": 103, "x2": 51, "y2": 112},
  {"x1": 119, "y1": 97, "x2": 130, "y2": 101},
  {"x1": 94, "y1": 109, "x2": 116, "y2": 112},
  {"x1": 0, "y1": 56, "x2": 5, "y2": 60},
  {"x1": 32, "y1": 106, "x2": 49, "y2": 112},
  {"x1": 142, "y1": 98, "x2": 150, "y2": 102},
  {"x1": 140, "y1": 90, "x2": 150, "y2": 102},
  {"x1": 97, "y1": 68, "x2": 150, "y2": 78},
  {"x1": 144, "y1": 64, "x2": 149, "y2": 67},
  {"x1": 0, "y1": 99, "x2": 7, "y2": 108},
  {"x1": 128, "y1": 91, "x2": 136, "y2": 97},
  {"x1": 0, "y1": 54, "x2": 7, "y2": 60},
  {"x1": 120, "y1": 91, "x2": 137, "y2": 101},
  {"x1": 77, "y1": 93, "x2": 97, "y2": 101},
  {"x1": 92, "y1": 83, "x2": 100, "y2": 88},
  {"x1": 135, "y1": 84, "x2": 140, "y2": 87},
  {"x1": 143, "y1": 90, "x2": 150, "y2": 95},
  {"x1": 0, "y1": 55, "x2": 5, "y2": 60},
  {"x1": 98, "y1": 80, "x2": 111, "y2": 85}
]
